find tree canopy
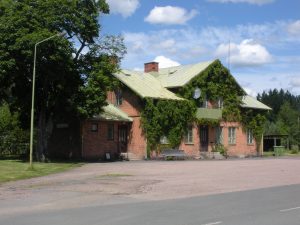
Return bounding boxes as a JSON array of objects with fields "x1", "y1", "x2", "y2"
[
  {"x1": 0, "y1": 0, "x2": 126, "y2": 160},
  {"x1": 258, "y1": 89, "x2": 300, "y2": 148}
]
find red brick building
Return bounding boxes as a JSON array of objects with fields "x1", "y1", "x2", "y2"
[{"x1": 79, "y1": 60, "x2": 271, "y2": 160}]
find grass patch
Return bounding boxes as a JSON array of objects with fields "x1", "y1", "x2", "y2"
[
  {"x1": 263, "y1": 150, "x2": 300, "y2": 157},
  {"x1": 262, "y1": 151, "x2": 275, "y2": 157},
  {"x1": 0, "y1": 160, "x2": 83, "y2": 183},
  {"x1": 284, "y1": 150, "x2": 300, "y2": 156}
]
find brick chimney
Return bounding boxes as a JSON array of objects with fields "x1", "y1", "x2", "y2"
[{"x1": 144, "y1": 62, "x2": 159, "y2": 73}]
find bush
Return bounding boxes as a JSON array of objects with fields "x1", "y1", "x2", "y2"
[
  {"x1": 0, "y1": 103, "x2": 29, "y2": 157},
  {"x1": 214, "y1": 144, "x2": 228, "y2": 157},
  {"x1": 291, "y1": 145, "x2": 299, "y2": 154}
]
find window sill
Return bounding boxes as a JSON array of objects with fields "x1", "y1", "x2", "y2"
[
  {"x1": 247, "y1": 143, "x2": 254, "y2": 146},
  {"x1": 184, "y1": 142, "x2": 194, "y2": 145},
  {"x1": 228, "y1": 143, "x2": 236, "y2": 146}
]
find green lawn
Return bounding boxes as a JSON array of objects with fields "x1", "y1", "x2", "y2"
[
  {"x1": 263, "y1": 150, "x2": 300, "y2": 157},
  {"x1": 0, "y1": 160, "x2": 83, "y2": 183}
]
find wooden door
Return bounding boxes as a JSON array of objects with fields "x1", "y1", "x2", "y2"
[
  {"x1": 200, "y1": 125, "x2": 209, "y2": 152},
  {"x1": 118, "y1": 125, "x2": 128, "y2": 153}
]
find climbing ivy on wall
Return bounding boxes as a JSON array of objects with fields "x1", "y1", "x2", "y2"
[
  {"x1": 141, "y1": 98, "x2": 196, "y2": 151},
  {"x1": 140, "y1": 60, "x2": 267, "y2": 154},
  {"x1": 178, "y1": 60, "x2": 245, "y2": 122},
  {"x1": 179, "y1": 60, "x2": 267, "y2": 145},
  {"x1": 241, "y1": 109, "x2": 267, "y2": 146}
]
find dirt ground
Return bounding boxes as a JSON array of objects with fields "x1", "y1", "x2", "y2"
[{"x1": 1, "y1": 158, "x2": 300, "y2": 216}]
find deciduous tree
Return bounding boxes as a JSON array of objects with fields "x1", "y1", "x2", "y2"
[{"x1": 0, "y1": 0, "x2": 126, "y2": 160}]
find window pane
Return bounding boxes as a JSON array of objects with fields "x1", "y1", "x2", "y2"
[
  {"x1": 115, "y1": 89, "x2": 123, "y2": 106},
  {"x1": 215, "y1": 126, "x2": 223, "y2": 144},
  {"x1": 160, "y1": 136, "x2": 169, "y2": 144},
  {"x1": 218, "y1": 97, "x2": 223, "y2": 109},
  {"x1": 185, "y1": 125, "x2": 193, "y2": 143},
  {"x1": 228, "y1": 127, "x2": 236, "y2": 144},
  {"x1": 107, "y1": 124, "x2": 114, "y2": 140},
  {"x1": 247, "y1": 129, "x2": 253, "y2": 144},
  {"x1": 91, "y1": 123, "x2": 98, "y2": 132}
]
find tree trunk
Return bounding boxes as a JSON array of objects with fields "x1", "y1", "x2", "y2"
[{"x1": 36, "y1": 105, "x2": 54, "y2": 162}]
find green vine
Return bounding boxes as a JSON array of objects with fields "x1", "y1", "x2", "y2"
[
  {"x1": 197, "y1": 118, "x2": 220, "y2": 126},
  {"x1": 140, "y1": 60, "x2": 267, "y2": 154},
  {"x1": 241, "y1": 109, "x2": 267, "y2": 147},
  {"x1": 178, "y1": 60, "x2": 245, "y2": 122},
  {"x1": 141, "y1": 98, "x2": 196, "y2": 151}
]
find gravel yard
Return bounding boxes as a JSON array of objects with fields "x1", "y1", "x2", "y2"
[{"x1": 1, "y1": 158, "x2": 300, "y2": 216}]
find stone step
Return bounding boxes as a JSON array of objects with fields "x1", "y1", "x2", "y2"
[
  {"x1": 120, "y1": 152, "x2": 143, "y2": 161},
  {"x1": 200, "y1": 152, "x2": 225, "y2": 160}
]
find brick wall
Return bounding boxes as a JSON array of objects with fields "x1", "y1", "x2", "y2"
[
  {"x1": 220, "y1": 121, "x2": 257, "y2": 157},
  {"x1": 82, "y1": 120, "x2": 122, "y2": 160},
  {"x1": 127, "y1": 117, "x2": 147, "y2": 159},
  {"x1": 105, "y1": 89, "x2": 258, "y2": 159},
  {"x1": 179, "y1": 123, "x2": 200, "y2": 157},
  {"x1": 178, "y1": 122, "x2": 258, "y2": 158},
  {"x1": 107, "y1": 88, "x2": 142, "y2": 117},
  {"x1": 107, "y1": 88, "x2": 146, "y2": 159}
]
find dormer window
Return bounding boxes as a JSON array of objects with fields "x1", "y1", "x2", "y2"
[
  {"x1": 218, "y1": 97, "x2": 223, "y2": 109},
  {"x1": 202, "y1": 95, "x2": 208, "y2": 108}
]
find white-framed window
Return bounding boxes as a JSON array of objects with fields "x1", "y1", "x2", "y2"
[
  {"x1": 218, "y1": 97, "x2": 223, "y2": 109},
  {"x1": 247, "y1": 129, "x2": 253, "y2": 144},
  {"x1": 160, "y1": 136, "x2": 169, "y2": 144},
  {"x1": 202, "y1": 95, "x2": 208, "y2": 108},
  {"x1": 91, "y1": 123, "x2": 98, "y2": 132},
  {"x1": 215, "y1": 126, "x2": 223, "y2": 144},
  {"x1": 228, "y1": 127, "x2": 236, "y2": 144},
  {"x1": 184, "y1": 125, "x2": 193, "y2": 144}
]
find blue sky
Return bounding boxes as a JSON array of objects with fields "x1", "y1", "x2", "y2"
[{"x1": 101, "y1": 0, "x2": 300, "y2": 96}]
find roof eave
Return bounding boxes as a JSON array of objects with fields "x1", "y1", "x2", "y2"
[{"x1": 241, "y1": 105, "x2": 272, "y2": 110}]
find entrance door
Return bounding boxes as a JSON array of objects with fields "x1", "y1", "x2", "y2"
[
  {"x1": 118, "y1": 125, "x2": 128, "y2": 153},
  {"x1": 200, "y1": 125, "x2": 209, "y2": 152}
]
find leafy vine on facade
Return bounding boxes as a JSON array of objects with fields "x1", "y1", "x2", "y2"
[
  {"x1": 141, "y1": 98, "x2": 196, "y2": 152},
  {"x1": 178, "y1": 60, "x2": 245, "y2": 122},
  {"x1": 241, "y1": 109, "x2": 267, "y2": 146},
  {"x1": 140, "y1": 60, "x2": 267, "y2": 153}
]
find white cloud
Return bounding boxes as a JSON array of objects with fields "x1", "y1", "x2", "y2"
[
  {"x1": 106, "y1": 0, "x2": 140, "y2": 18},
  {"x1": 287, "y1": 20, "x2": 300, "y2": 36},
  {"x1": 289, "y1": 76, "x2": 300, "y2": 87},
  {"x1": 153, "y1": 56, "x2": 181, "y2": 68},
  {"x1": 207, "y1": 0, "x2": 275, "y2": 5},
  {"x1": 122, "y1": 20, "x2": 300, "y2": 72},
  {"x1": 145, "y1": 6, "x2": 197, "y2": 25},
  {"x1": 159, "y1": 39, "x2": 176, "y2": 49},
  {"x1": 215, "y1": 39, "x2": 272, "y2": 66},
  {"x1": 243, "y1": 87, "x2": 257, "y2": 97},
  {"x1": 121, "y1": 21, "x2": 300, "y2": 94}
]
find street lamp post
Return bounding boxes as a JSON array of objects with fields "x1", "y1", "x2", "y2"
[{"x1": 29, "y1": 32, "x2": 66, "y2": 168}]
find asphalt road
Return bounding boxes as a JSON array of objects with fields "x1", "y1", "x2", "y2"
[{"x1": 2, "y1": 184, "x2": 300, "y2": 225}]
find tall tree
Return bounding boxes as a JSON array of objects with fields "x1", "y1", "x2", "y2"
[
  {"x1": 0, "y1": 0, "x2": 126, "y2": 160},
  {"x1": 258, "y1": 89, "x2": 300, "y2": 148}
]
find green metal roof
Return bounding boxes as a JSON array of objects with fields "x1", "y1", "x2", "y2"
[
  {"x1": 155, "y1": 60, "x2": 215, "y2": 88},
  {"x1": 94, "y1": 104, "x2": 133, "y2": 122},
  {"x1": 113, "y1": 70, "x2": 183, "y2": 100},
  {"x1": 241, "y1": 95, "x2": 272, "y2": 110},
  {"x1": 196, "y1": 108, "x2": 222, "y2": 120}
]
